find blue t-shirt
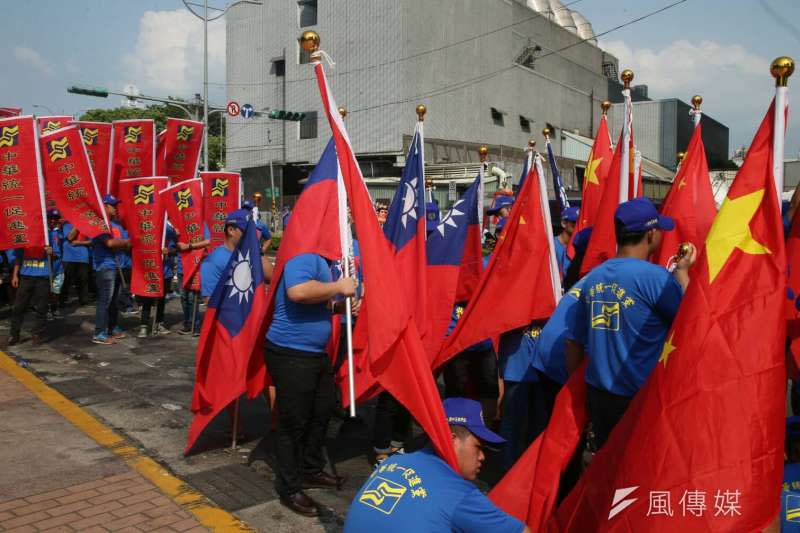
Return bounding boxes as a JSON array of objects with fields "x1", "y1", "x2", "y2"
[
  {"x1": 61, "y1": 223, "x2": 90, "y2": 264},
  {"x1": 200, "y1": 244, "x2": 234, "y2": 298},
  {"x1": 16, "y1": 246, "x2": 53, "y2": 278},
  {"x1": 499, "y1": 323, "x2": 542, "y2": 382},
  {"x1": 256, "y1": 220, "x2": 271, "y2": 242},
  {"x1": 531, "y1": 277, "x2": 587, "y2": 385},
  {"x1": 92, "y1": 221, "x2": 127, "y2": 272},
  {"x1": 554, "y1": 237, "x2": 571, "y2": 278},
  {"x1": 783, "y1": 463, "x2": 800, "y2": 531},
  {"x1": 48, "y1": 227, "x2": 64, "y2": 275},
  {"x1": 569, "y1": 258, "x2": 682, "y2": 396},
  {"x1": 163, "y1": 224, "x2": 178, "y2": 280},
  {"x1": 267, "y1": 253, "x2": 333, "y2": 353},
  {"x1": 344, "y1": 448, "x2": 524, "y2": 533}
]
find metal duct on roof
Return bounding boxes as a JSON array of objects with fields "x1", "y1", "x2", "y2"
[
  {"x1": 550, "y1": 0, "x2": 576, "y2": 31},
  {"x1": 571, "y1": 11, "x2": 597, "y2": 44}
]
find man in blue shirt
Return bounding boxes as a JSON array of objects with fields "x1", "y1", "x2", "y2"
[
  {"x1": 91, "y1": 195, "x2": 131, "y2": 345},
  {"x1": 565, "y1": 198, "x2": 696, "y2": 449},
  {"x1": 345, "y1": 398, "x2": 529, "y2": 533},
  {"x1": 265, "y1": 251, "x2": 357, "y2": 517},
  {"x1": 554, "y1": 206, "x2": 578, "y2": 279},
  {"x1": 61, "y1": 222, "x2": 92, "y2": 307},
  {"x1": 45, "y1": 210, "x2": 65, "y2": 320}
]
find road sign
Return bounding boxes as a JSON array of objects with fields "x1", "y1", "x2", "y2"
[
  {"x1": 448, "y1": 181, "x2": 457, "y2": 201},
  {"x1": 226, "y1": 101, "x2": 240, "y2": 117},
  {"x1": 241, "y1": 104, "x2": 254, "y2": 119},
  {"x1": 264, "y1": 187, "x2": 280, "y2": 199}
]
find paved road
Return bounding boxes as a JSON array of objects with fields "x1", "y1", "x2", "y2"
[{"x1": 0, "y1": 298, "x2": 504, "y2": 532}]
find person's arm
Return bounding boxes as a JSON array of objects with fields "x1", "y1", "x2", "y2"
[
  {"x1": 66, "y1": 226, "x2": 79, "y2": 241},
  {"x1": 671, "y1": 242, "x2": 697, "y2": 292},
  {"x1": 104, "y1": 236, "x2": 130, "y2": 251},
  {"x1": 287, "y1": 277, "x2": 356, "y2": 304},
  {"x1": 11, "y1": 258, "x2": 20, "y2": 288},
  {"x1": 178, "y1": 239, "x2": 211, "y2": 252},
  {"x1": 566, "y1": 339, "x2": 585, "y2": 374},
  {"x1": 261, "y1": 256, "x2": 274, "y2": 284}
]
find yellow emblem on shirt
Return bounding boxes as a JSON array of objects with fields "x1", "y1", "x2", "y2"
[{"x1": 358, "y1": 477, "x2": 407, "y2": 515}]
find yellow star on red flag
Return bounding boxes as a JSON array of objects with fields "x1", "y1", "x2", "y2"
[{"x1": 659, "y1": 332, "x2": 676, "y2": 367}]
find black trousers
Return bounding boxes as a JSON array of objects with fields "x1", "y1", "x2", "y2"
[
  {"x1": 139, "y1": 280, "x2": 171, "y2": 326},
  {"x1": 265, "y1": 342, "x2": 336, "y2": 496},
  {"x1": 60, "y1": 262, "x2": 89, "y2": 305},
  {"x1": 372, "y1": 391, "x2": 411, "y2": 453},
  {"x1": 586, "y1": 385, "x2": 633, "y2": 450},
  {"x1": 10, "y1": 276, "x2": 50, "y2": 338}
]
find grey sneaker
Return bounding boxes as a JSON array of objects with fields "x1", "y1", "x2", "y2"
[
  {"x1": 154, "y1": 323, "x2": 171, "y2": 336},
  {"x1": 137, "y1": 325, "x2": 149, "y2": 339}
]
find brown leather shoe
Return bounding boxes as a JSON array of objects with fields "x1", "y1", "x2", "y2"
[
  {"x1": 301, "y1": 471, "x2": 345, "y2": 490},
  {"x1": 30, "y1": 335, "x2": 42, "y2": 346},
  {"x1": 279, "y1": 491, "x2": 319, "y2": 517}
]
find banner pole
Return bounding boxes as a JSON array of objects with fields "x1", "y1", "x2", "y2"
[
  {"x1": 190, "y1": 290, "x2": 200, "y2": 335},
  {"x1": 231, "y1": 397, "x2": 240, "y2": 450}
]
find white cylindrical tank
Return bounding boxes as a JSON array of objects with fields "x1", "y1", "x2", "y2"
[
  {"x1": 571, "y1": 11, "x2": 597, "y2": 44},
  {"x1": 550, "y1": 0, "x2": 576, "y2": 31},
  {"x1": 528, "y1": 0, "x2": 550, "y2": 15}
]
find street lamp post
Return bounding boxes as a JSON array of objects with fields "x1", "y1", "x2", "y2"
[
  {"x1": 203, "y1": 0, "x2": 209, "y2": 171},
  {"x1": 32, "y1": 104, "x2": 55, "y2": 115}
]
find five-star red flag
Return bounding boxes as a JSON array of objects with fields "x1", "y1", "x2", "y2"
[
  {"x1": 651, "y1": 124, "x2": 716, "y2": 269},
  {"x1": 552, "y1": 98, "x2": 787, "y2": 533},
  {"x1": 433, "y1": 157, "x2": 559, "y2": 370}
]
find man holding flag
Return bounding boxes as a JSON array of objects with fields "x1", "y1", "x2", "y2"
[{"x1": 554, "y1": 206, "x2": 578, "y2": 279}]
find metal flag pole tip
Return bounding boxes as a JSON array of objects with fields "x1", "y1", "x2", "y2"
[{"x1": 771, "y1": 56, "x2": 794, "y2": 202}]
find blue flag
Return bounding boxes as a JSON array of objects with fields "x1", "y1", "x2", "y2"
[{"x1": 546, "y1": 140, "x2": 570, "y2": 211}]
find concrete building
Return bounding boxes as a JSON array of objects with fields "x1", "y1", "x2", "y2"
[{"x1": 225, "y1": 0, "x2": 624, "y2": 205}]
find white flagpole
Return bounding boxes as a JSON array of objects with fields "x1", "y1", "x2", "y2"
[
  {"x1": 535, "y1": 154, "x2": 563, "y2": 302},
  {"x1": 691, "y1": 94, "x2": 703, "y2": 129},
  {"x1": 771, "y1": 57, "x2": 794, "y2": 204},
  {"x1": 619, "y1": 69, "x2": 634, "y2": 203},
  {"x1": 478, "y1": 146, "x2": 487, "y2": 235},
  {"x1": 632, "y1": 150, "x2": 642, "y2": 198}
]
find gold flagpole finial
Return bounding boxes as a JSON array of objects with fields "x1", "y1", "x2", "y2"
[
  {"x1": 772, "y1": 56, "x2": 795, "y2": 87},
  {"x1": 621, "y1": 69, "x2": 634, "y2": 89},
  {"x1": 542, "y1": 127, "x2": 551, "y2": 139},
  {"x1": 416, "y1": 104, "x2": 427, "y2": 121},
  {"x1": 252, "y1": 192, "x2": 263, "y2": 204},
  {"x1": 528, "y1": 140, "x2": 536, "y2": 149},
  {"x1": 601, "y1": 100, "x2": 611, "y2": 115},
  {"x1": 300, "y1": 31, "x2": 320, "y2": 52},
  {"x1": 677, "y1": 151, "x2": 686, "y2": 164},
  {"x1": 425, "y1": 178, "x2": 433, "y2": 189},
  {"x1": 479, "y1": 146, "x2": 489, "y2": 162},
  {"x1": 691, "y1": 95, "x2": 702, "y2": 111},
  {"x1": 337, "y1": 106, "x2": 347, "y2": 118}
]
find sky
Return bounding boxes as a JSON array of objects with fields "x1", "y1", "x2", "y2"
[{"x1": 2, "y1": 0, "x2": 799, "y2": 157}]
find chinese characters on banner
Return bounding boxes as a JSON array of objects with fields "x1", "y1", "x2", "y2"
[
  {"x1": 160, "y1": 178, "x2": 205, "y2": 291},
  {"x1": 109, "y1": 119, "x2": 156, "y2": 196},
  {"x1": 0, "y1": 116, "x2": 48, "y2": 249},
  {"x1": 200, "y1": 171, "x2": 241, "y2": 247},
  {"x1": 158, "y1": 118, "x2": 203, "y2": 183},
  {"x1": 73, "y1": 121, "x2": 112, "y2": 195},
  {"x1": 38, "y1": 125, "x2": 109, "y2": 238},
  {"x1": 118, "y1": 177, "x2": 168, "y2": 297},
  {"x1": 36, "y1": 115, "x2": 73, "y2": 135}
]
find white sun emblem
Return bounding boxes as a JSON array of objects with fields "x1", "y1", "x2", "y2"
[
  {"x1": 225, "y1": 250, "x2": 254, "y2": 304},
  {"x1": 400, "y1": 177, "x2": 419, "y2": 228},
  {"x1": 436, "y1": 199, "x2": 465, "y2": 237}
]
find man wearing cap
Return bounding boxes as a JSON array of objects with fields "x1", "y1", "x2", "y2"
[
  {"x1": 344, "y1": 398, "x2": 529, "y2": 532},
  {"x1": 487, "y1": 195, "x2": 514, "y2": 230},
  {"x1": 554, "y1": 206, "x2": 579, "y2": 279},
  {"x1": 565, "y1": 197, "x2": 696, "y2": 449},
  {"x1": 91, "y1": 195, "x2": 131, "y2": 345},
  {"x1": 45, "y1": 210, "x2": 65, "y2": 320}
]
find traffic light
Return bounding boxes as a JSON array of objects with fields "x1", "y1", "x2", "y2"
[
  {"x1": 67, "y1": 85, "x2": 110, "y2": 98},
  {"x1": 268, "y1": 110, "x2": 306, "y2": 121}
]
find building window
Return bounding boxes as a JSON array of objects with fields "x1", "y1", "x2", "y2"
[
  {"x1": 575, "y1": 165, "x2": 585, "y2": 188},
  {"x1": 519, "y1": 116, "x2": 531, "y2": 133},
  {"x1": 299, "y1": 111, "x2": 317, "y2": 139},
  {"x1": 272, "y1": 59, "x2": 285, "y2": 77},
  {"x1": 491, "y1": 107, "x2": 505, "y2": 127},
  {"x1": 298, "y1": 0, "x2": 317, "y2": 28}
]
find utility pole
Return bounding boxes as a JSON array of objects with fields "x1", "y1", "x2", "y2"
[{"x1": 203, "y1": 0, "x2": 209, "y2": 171}]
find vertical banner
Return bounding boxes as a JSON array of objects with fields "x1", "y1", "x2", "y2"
[
  {"x1": 0, "y1": 116, "x2": 48, "y2": 249},
  {"x1": 160, "y1": 178, "x2": 205, "y2": 290},
  {"x1": 158, "y1": 118, "x2": 204, "y2": 183},
  {"x1": 39, "y1": 125, "x2": 110, "y2": 238},
  {"x1": 109, "y1": 119, "x2": 156, "y2": 196},
  {"x1": 37, "y1": 115, "x2": 73, "y2": 135},
  {"x1": 200, "y1": 171, "x2": 241, "y2": 247},
  {"x1": 73, "y1": 121, "x2": 112, "y2": 194},
  {"x1": 118, "y1": 176, "x2": 168, "y2": 297}
]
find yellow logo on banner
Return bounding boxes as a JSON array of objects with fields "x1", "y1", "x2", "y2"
[
  {"x1": 591, "y1": 301, "x2": 620, "y2": 330},
  {"x1": 82, "y1": 128, "x2": 99, "y2": 146},
  {"x1": 358, "y1": 477, "x2": 406, "y2": 515},
  {"x1": 134, "y1": 184, "x2": 155, "y2": 205},
  {"x1": 176, "y1": 188, "x2": 192, "y2": 210},
  {"x1": 0, "y1": 126, "x2": 20, "y2": 147},
  {"x1": 42, "y1": 121, "x2": 63, "y2": 133},
  {"x1": 47, "y1": 137, "x2": 71, "y2": 162},
  {"x1": 176, "y1": 125, "x2": 194, "y2": 141},
  {"x1": 211, "y1": 178, "x2": 229, "y2": 197},
  {"x1": 124, "y1": 126, "x2": 142, "y2": 143}
]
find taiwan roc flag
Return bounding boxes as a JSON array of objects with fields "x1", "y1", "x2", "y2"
[
  {"x1": 186, "y1": 215, "x2": 269, "y2": 454},
  {"x1": 552, "y1": 99, "x2": 787, "y2": 533}
]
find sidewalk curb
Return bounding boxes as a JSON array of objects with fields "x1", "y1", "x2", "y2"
[{"x1": 0, "y1": 349, "x2": 255, "y2": 532}]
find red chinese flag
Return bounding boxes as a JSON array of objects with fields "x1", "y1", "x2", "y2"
[
  {"x1": 37, "y1": 115, "x2": 73, "y2": 135},
  {"x1": 74, "y1": 121, "x2": 112, "y2": 194},
  {"x1": 569, "y1": 115, "x2": 613, "y2": 257},
  {"x1": 118, "y1": 177, "x2": 168, "y2": 297},
  {"x1": 552, "y1": 99, "x2": 786, "y2": 533},
  {"x1": 433, "y1": 161, "x2": 558, "y2": 370},
  {"x1": 160, "y1": 178, "x2": 205, "y2": 290},
  {"x1": 201, "y1": 171, "x2": 241, "y2": 247},
  {"x1": 39, "y1": 125, "x2": 110, "y2": 238},
  {"x1": 651, "y1": 124, "x2": 716, "y2": 269},
  {"x1": 0, "y1": 116, "x2": 48, "y2": 249},
  {"x1": 158, "y1": 118, "x2": 204, "y2": 183},
  {"x1": 109, "y1": 119, "x2": 156, "y2": 196}
]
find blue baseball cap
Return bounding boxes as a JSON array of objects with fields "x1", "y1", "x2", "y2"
[
  {"x1": 102, "y1": 194, "x2": 120, "y2": 206},
  {"x1": 487, "y1": 195, "x2": 514, "y2": 215},
  {"x1": 224, "y1": 208, "x2": 249, "y2": 231},
  {"x1": 47, "y1": 208, "x2": 61, "y2": 219},
  {"x1": 443, "y1": 398, "x2": 505, "y2": 444},
  {"x1": 572, "y1": 227, "x2": 593, "y2": 252},
  {"x1": 425, "y1": 201, "x2": 440, "y2": 231},
  {"x1": 614, "y1": 198, "x2": 674, "y2": 233},
  {"x1": 242, "y1": 200, "x2": 254, "y2": 209},
  {"x1": 561, "y1": 206, "x2": 579, "y2": 222}
]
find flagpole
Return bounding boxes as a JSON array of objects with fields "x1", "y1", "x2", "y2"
[
  {"x1": 479, "y1": 146, "x2": 487, "y2": 235},
  {"x1": 676, "y1": 151, "x2": 686, "y2": 173},
  {"x1": 231, "y1": 397, "x2": 239, "y2": 450},
  {"x1": 417, "y1": 105, "x2": 427, "y2": 231},
  {"x1": 771, "y1": 57, "x2": 794, "y2": 203},
  {"x1": 535, "y1": 154, "x2": 563, "y2": 302},
  {"x1": 619, "y1": 69, "x2": 634, "y2": 203}
]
